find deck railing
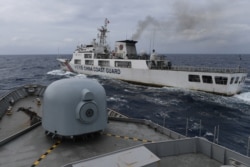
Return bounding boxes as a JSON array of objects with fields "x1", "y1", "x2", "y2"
[
  {"x1": 170, "y1": 65, "x2": 247, "y2": 73},
  {"x1": 0, "y1": 85, "x2": 46, "y2": 119},
  {"x1": 146, "y1": 60, "x2": 247, "y2": 73},
  {"x1": 145, "y1": 137, "x2": 250, "y2": 166}
]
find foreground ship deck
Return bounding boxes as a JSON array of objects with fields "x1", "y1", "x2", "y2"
[{"x1": 0, "y1": 85, "x2": 250, "y2": 167}]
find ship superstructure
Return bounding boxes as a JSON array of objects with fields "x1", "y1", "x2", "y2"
[{"x1": 58, "y1": 19, "x2": 248, "y2": 96}]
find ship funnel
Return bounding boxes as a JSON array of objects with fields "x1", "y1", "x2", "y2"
[
  {"x1": 114, "y1": 40, "x2": 137, "y2": 59},
  {"x1": 42, "y1": 78, "x2": 107, "y2": 137}
]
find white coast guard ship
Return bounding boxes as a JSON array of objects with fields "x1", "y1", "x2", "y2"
[{"x1": 58, "y1": 19, "x2": 248, "y2": 96}]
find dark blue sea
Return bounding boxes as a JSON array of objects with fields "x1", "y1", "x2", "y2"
[{"x1": 0, "y1": 54, "x2": 250, "y2": 155}]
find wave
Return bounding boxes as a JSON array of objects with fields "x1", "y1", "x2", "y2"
[
  {"x1": 161, "y1": 85, "x2": 250, "y2": 109},
  {"x1": 107, "y1": 96, "x2": 128, "y2": 103},
  {"x1": 245, "y1": 77, "x2": 250, "y2": 82},
  {"x1": 234, "y1": 92, "x2": 250, "y2": 103},
  {"x1": 74, "y1": 73, "x2": 87, "y2": 78},
  {"x1": 47, "y1": 69, "x2": 86, "y2": 78},
  {"x1": 47, "y1": 69, "x2": 71, "y2": 76}
]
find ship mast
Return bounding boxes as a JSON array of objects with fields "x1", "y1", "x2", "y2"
[{"x1": 98, "y1": 18, "x2": 109, "y2": 46}]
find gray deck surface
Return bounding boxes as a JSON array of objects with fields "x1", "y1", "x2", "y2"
[
  {"x1": 159, "y1": 153, "x2": 222, "y2": 167},
  {"x1": 0, "y1": 97, "x2": 42, "y2": 140},
  {"x1": 0, "y1": 121, "x2": 170, "y2": 167},
  {"x1": 0, "y1": 96, "x2": 224, "y2": 167}
]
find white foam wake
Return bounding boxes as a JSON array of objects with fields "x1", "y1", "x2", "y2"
[
  {"x1": 245, "y1": 78, "x2": 250, "y2": 82},
  {"x1": 74, "y1": 73, "x2": 87, "y2": 78},
  {"x1": 234, "y1": 92, "x2": 250, "y2": 103},
  {"x1": 47, "y1": 69, "x2": 86, "y2": 78},
  {"x1": 47, "y1": 69, "x2": 70, "y2": 76}
]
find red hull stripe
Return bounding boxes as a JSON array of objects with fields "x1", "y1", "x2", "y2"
[{"x1": 65, "y1": 62, "x2": 74, "y2": 72}]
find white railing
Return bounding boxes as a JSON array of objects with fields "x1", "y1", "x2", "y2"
[
  {"x1": 146, "y1": 59, "x2": 247, "y2": 73},
  {"x1": 170, "y1": 66, "x2": 247, "y2": 73}
]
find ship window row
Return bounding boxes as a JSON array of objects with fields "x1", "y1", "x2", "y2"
[
  {"x1": 214, "y1": 77, "x2": 228, "y2": 85},
  {"x1": 115, "y1": 61, "x2": 131, "y2": 68},
  {"x1": 83, "y1": 60, "x2": 133, "y2": 68},
  {"x1": 84, "y1": 54, "x2": 92, "y2": 58},
  {"x1": 188, "y1": 75, "x2": 245, "y2": 85},
  {"x1": 202, "y1": 76, "x2": 213, "y2": 83},
  {"x1": 74, "y1": 59, "x2": 81, "y2": 65},
  {"x1": 85, "y1": 60, "x2": 94, "y2": 65},
  {"x1": 230, "y1": 76, "x2": 246, "y2": 84},
  {"x1": 188, "y1": 75, "x2": 200, "y2": 82},
  {"x1": 98, "y1": 60, "x2": 110, "y2": 67}
]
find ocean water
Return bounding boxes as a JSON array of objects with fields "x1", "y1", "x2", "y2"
[{"x1": 0, "y1": 54, "x2": 250, "y2": 155}]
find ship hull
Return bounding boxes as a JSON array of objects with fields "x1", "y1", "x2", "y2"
[{"x1": 58, "y1": 59, "x2": 247, "y2": 96}]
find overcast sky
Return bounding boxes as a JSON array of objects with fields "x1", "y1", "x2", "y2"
[{"x1": 1, "y1": 0, "x2": 250, "y2": 55}]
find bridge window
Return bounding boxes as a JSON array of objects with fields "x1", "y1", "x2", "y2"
[
  {"x1": 202, "y1": 75, "x2": 213, "y2": 84},
  {"x1": 98, "y1": 60, "x2": 110, "y2": 67},
  {"x1": 215, "y1": 76, "x2": 228, "y2": 85},
  {"x1": 189, "y1": 75, "x2": 200, "y2": 82},
  {"x1": 115, "y1": 61, "x2": 131, "y2": 68},
  {"x1": 84, "y1": 54, "x2": 92, "y2": 58},
  {"x1": 230, "y1": 77, "x2": 235, "y2": 84},
  {"x1": 238, "y1": 76, "x2": 245, "y2": 84},
  {"x1": 74, "y1": 59, "x2": 81, "y2": 64},
  {"x1": 235, "y1": 77, "x2": 239, "y2": 84},
  {"x1": 241, "y1": 76, "x2": 246, "y2": 83},
  {"x1": 85, "y1": 60, "x2": 93, "y2": 65}
]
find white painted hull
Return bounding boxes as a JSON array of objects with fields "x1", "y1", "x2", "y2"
[
  {"x1": 57, "y1": 20, "x2": 248, "y2": 96},
  {"x1": 58, "y1": 59, "x2": 247, "y2": 96}
]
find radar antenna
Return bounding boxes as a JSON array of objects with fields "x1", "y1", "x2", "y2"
[
  {"x1": 98, "y1": 18, "x2": 110, "y2": 46},
  {"x1": 238, "y1": 54, "x2": 242, "y2": 70}
]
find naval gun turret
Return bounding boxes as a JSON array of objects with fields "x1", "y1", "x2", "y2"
[{"x1": 42, "y1": 78, "x2": 107, "y2": 138}]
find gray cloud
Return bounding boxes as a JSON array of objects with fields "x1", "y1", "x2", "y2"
[{"x1": 0, "y1": 0, "x2": 250, "y2": 54}]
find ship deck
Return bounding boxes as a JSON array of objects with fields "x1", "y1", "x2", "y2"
[
  {"x1": 0, "y1": 120, "x2": 169, "y2": 167},
  {"x1": 0, "y1": 91, "x2": 249, "y2": 167}
]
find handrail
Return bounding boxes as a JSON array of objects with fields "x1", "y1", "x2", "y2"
[
  {"x1": 170, "y1": 65, "x2": 247, "y2": 73},
  {"x1": 0, "y1": 85, "x2": 46, "y2": 119},
  {"x1": 146, "y1": 60, "x2": 248, "y2": 73},
  {"x1": 0, "y1": 121, "x2": 41, "y2": 147}
]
